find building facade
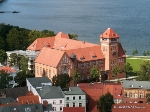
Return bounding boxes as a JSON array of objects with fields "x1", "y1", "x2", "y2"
[
  {"x1": 28, "y1": 28, "x2": 126, "y2": 82},
  {"x1": 122, "y1": 80, "x2": 150, "y2": 104}
]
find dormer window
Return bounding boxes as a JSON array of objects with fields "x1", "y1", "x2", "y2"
[
  {"x1": 130, "y1": 85, "x2": 134, "y2": 87},
  {"x1": 111, "y1": 38, "x2": 117, "y2": 42},
  {"x1": 139, "y1": 86, "x2": 143, "y2": 88},
  {"x1": 102, "y1": 38, "x2": 107, "y2": 41}
]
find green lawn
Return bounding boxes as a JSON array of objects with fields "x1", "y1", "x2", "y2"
[
  {"x1": 126, "y1": 58, "x2": 150, "y2": 71},
  {"x1": 126, "y1": 58, "x2": 149, "y2": 76}
]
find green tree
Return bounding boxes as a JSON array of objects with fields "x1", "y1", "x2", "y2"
[
  {"x1": 122, "y1": 62, "x2": 133, "y2": 79},
  {"x1": 0, "y1": 70, "x2": 13, "y2": 89},
  {"x1": 73, "y1": 69, "x2": 81, "y2": 85},
  {"x1": 19, "y1": 56, "x2": 29, "y2": 72},
  {"x1": 112, "y1": 65, "x2": 120, "y2": 79},
  {"x1": 68, "y1": 33, "x2": 78, "y2": 40},
  {"x1": 123, "y1": 49, "x2": 127, "y2": 54},
  {"x1": 0, "y1": 37, "x2": 5, "y2": 50},
  {"x1": 143, "y1": 51, "x2": 147, "y2": 56},
  {"x1": 97, "y1": 92, "x2": 114, "y2": 112},
  {"x1": 132, "y1": 49, "x2": 138, "y2": 56},
  {"x1": 90, "y1": 65, "x2": 100, "y2": 82},
  {"x1": 0, "y1": 49, "x2": 7, "y2": 64},
  {"x1": 136, "y1": 61, "x2": 150, "y2": 81},
  {"x1": 52, "y1": 73, "x2": 72, "y2": 89},
  {"x1": 14, "y1": 70, "x2": 33, "y2": 87}
]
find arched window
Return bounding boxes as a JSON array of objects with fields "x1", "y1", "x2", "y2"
[{"x1": 129, "y1": 92, "x2": 132, "y2": 98}]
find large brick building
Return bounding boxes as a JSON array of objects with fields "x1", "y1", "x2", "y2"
[{"x1": 27, "y1": 28, "x2": 126, "y2": 82}]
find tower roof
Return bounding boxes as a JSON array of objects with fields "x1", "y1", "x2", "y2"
[{"x1": 100, "y1": 28, "x2": 119, "y2": 39}]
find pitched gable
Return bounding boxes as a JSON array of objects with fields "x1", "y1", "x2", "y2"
[
  {"x1": 35, "y1": 47, "x2": 65, "y2": 67},
  {"x1": 27, "y1": 37, "x2": 55, "y2": 51},
  {"x1": 100, "y1": 28, "x2": 119, "y2": 39},
  {"x1": 66, "y1": 46, "x2": 104, "y2": 62}
]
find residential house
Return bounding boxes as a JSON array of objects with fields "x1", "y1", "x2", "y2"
[
  {"x1": 6, "y1": 50, "x2": 39, "y2": 74},
  {"x1": 26, "y1": 77, "x2": 64, "y2": 112},
  {"x1": 78, "y1": 82, "x2": 122, "y2": 112},
  {"x1": 0, "y1": 66, "x2": 18, "y2": 87},
  {"x1": 122, "y1": 80, "x2": 150, "y2": 103},
  {"x1": 0, "y1": 87, "x2": 28, "y2": 100},
  {"x1": 29, "y1": 28, "x2": 126, "y2": 82},
  {"x1": 63, "y1": 87, "x2": 86, "y2": 112}
]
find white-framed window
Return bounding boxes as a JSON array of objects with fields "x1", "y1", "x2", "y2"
[
  {"x1": 53, "y1": 107, "x2": 56, "y2": 111},
  {"x1": 53, "y1": 100, "x2": 56, "y2": 104},
  {"x1": 66, "y1": 97, "x2": 69, "y2": 100},
  {"x1": 60, "y1": 107, "x2": 62, "y2": 111},
  {"x1": 79, "y1": 103, "x2": 82, "y2": 107},
  {"x1": 66, "y1": 102, "x2": 69, "y2": 107},
  {"x1": 60, "y1": 100, "x2": 62, "y2": 104},
  {"x1": 134, "y1": 93, "x2": 138, "y2": 98},
  {"x1": 73, "y1": 96, "x2": 75, "y2": 100},
  {"x1": 73, "y1": 102, "x2": 75, "y2": 107},
  {"x1": 79, "y1": 96, "x2": 81, "y2": 100}
]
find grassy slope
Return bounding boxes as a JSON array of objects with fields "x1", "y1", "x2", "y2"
[{"x1": 126, "y1": 58, "x2": 150, "y2": 76}]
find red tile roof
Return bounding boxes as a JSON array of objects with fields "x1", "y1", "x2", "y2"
[
  {"x1": 53, "y1": 38, "x2": 99, "y2": 50},
  {"x1": 18, "y1": 95, "x2": 40, "y2": 104},
  {"x1": 27, "y1": 37, "x2": 55, "y2": 51},
  {"x1": 0, "y1": 66, "x2": 16, "y2": 73},
  {"x1": 100, "y1": 28, "x2": 119, "y2": 39},
  {"x1": 66, "y1": 46, "x2": 105, "y2": 62},
  {"x1": 35, "y1": 47, "x2": 65, "y2": 67}
]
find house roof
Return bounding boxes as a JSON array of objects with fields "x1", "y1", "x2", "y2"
[
  {"x1": 64, "y1": 87, "x2": 85, "y2": 95},
  {"x1": 27, "y1": 37, "x2": 55, "y2": 51},
  {"x1": 0, "y1": 104, "x2": 43, "y2": 112},
  {"x1": 100, "y1": 28, "x2": 119, "y2": 39},
  {"x1": 0, "y1": 87, "x2": 28, "y2": 100},
  {"x1": 66, "y1": 46, "x2": 105, "y2": 62},
  {"x1": 35, "y1": 47, "x2": 65, "y2": 67},
  {"x1": 0, "y1": 97, "x2": 15, "y2": 104},
  {"x1": 0, "y1": 66, "x2": 16, "y2": 73},
  {"x1": 53, "y1": 38, "x2": 99, "y2": 50},
  {"x1": 18, "y1": 95, "x2": 40, "y2": 104},
  {"x1": 27, "y1": 32, "x2": 69, "y2": 51},
  {"x1": 26, "y1": 77, "x2": 52, "y2": 88},
  {"x1": 36, "y1": 86, "x2": 64, "y2": 99},
  {"x1": 122, "y1": 80, "x2": 150, "y2": 89}
]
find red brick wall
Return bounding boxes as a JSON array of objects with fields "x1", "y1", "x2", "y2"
[{"x1": 63, "y1": 107, "x2": 85, "y2": 112}]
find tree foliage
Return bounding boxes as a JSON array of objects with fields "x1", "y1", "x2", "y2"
[
  {"x1": 52, "y1": 73, "x2": 72, "y2": 89},
  {"x1": 0, "y1": 70, "x2": 13, "y2": 89},
  {"x1": 68, "y1": 33, "x2": 78, "y2": 40},
  {"x1": 0, "y1": 49, "x2": 7, "y2": 64},
  {"x1": 73, "y1": 69, "x2": 81, "y2": 85},
  {"x1": 97, "y1": 92, "x2": 114, "y2": 112},
  {"x1": 121, "y1": 62, "x2": 133, "y2": 78},
  {"x1": 136, "y1": 61, "x2": 150, "y2": 81},
  {"x1": 90, "y1": 65, "x2": 100, "y2": 82},
  {"x1": 112, "y1": 65, "x2": 120, "y2": 79},
  {"x1": 14, "y1": 70, "x2": 33, "y2": 87},
  {"x1": 132, "y1": 49, "x2": 138, "y2": 56}
]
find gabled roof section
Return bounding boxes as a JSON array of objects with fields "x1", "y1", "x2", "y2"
[
  {"x1": 66, "y1": 46, "x2": 104, "y2": 62},
  {"x1": 27, "y1": 77, "x2": 52, "y2": 87},
  {"x1": 122, "y1": 80, "x2": 150, "y2": 89},
  {"x1": 35, "y1": 47, "x2": 65, "y2": 67},
  {"x1": 100, "y1": 28, "x2": 119, "y2": 39},
  {"x1": 27, "y1": 37, "x2": 55, "y2": 51},
  {"x1": 64, "y1": 87, "x2": 85, "y2": 95},
  {"x1": 0, "y1": 66, "x2": 16, "y2": 73},
  {"x1": 53, "y1": 38, "x2": 99, "y2": 50},
  {"x1": 118, "y1": 43, "x2": 126, "y2": 58},
  {"x1": 55, "y1": 32, "x2": 69, "y2": 42},
  {"x1": 36, "y1": 86, "x2": 64, "y2": 99}
]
